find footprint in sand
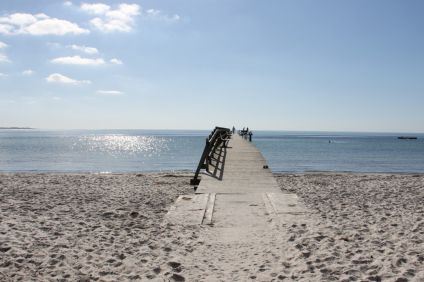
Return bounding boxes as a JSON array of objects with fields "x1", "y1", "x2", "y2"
[
  {"x1": 168, "y1": 261, "x2": 181, "y2": 269},
  {"x1": 153, "y1": 266, "x2": 161, "y2": 274},
  {"x1": 171, "y1": 273, "x2": 185, "y2": 281}
]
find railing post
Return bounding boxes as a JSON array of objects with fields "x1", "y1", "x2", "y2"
[{"x1": 205, "y1": 138, "x2": 210, "y2": 172}]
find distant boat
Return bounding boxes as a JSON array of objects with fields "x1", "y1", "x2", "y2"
[{"x1": 398, "y1": 136, "x2": 418, "y2": 140}]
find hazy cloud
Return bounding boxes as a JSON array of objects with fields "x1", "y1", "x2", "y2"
[
  {"x1": 110, "y1": 58, "x2": 123, "y2": 65},
  {"x1": 145, "y1": 9, "x2": 180, "y2": 22},
  {"x1": 48, "y1": 43, "x2": 99, "y2": 55},
  {"x1": 0, "y1": 41, "x2": 10, "y2": 63},
  {"x1": 46, "y1": 73, "x2": 91, "y2": 84},
  {"x1": 22, "y1": 69, "x2": 35, "y2": 76},
  {"x1": 97, "y1": 90, "x2": 124, "y2": 96},
  {"x1": 51, "y1": 55, "x2": 105, "y2": 66},
  {"x1": 0, "y1": 53, "x2": 10, "y2": 63},
  {"x1": 46, "y1": 42, "x2": 62, "y2": 49},
  {"x1": 63, "y1": 1, "x2": 73, "y2": 7},
  {"x1": 0, "y1": 13, "x2": 89, "y2": 35},
  {"x1": 70, "y1": 44, "x2": 99, "y2": 55}
]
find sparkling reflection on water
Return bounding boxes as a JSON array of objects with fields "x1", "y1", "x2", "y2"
[
  {"x1": 0, "y1": 130, "x2": 206, "y2": 172},
  {"x1": 1, "y1": 130, "x2": 424, "y2": 173},
  {"x1": 75, "y1": 135, "x2": 169, "y2": 157}
]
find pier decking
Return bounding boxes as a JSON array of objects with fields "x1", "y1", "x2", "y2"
[
  {"x1": 166, "y1": 132, "x2": 308, "y2": 228},
  {"x1": 164, "y1": 131, "x2": 310, "y2": 279},
  {"x1": 195, "y1": 134, "x2": 281, "y2": 194}
]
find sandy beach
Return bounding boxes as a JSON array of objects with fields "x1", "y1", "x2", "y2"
[
  {"x1": 274, "y1": 173, "x2": 424, "y2": 281},
  {"x1": 0, "y1": 173, "x2": 192, "y2": 281},
  {"x1": 1, "y1": 173, "x2": 423, "y2": 281}
]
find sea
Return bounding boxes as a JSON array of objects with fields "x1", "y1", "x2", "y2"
[{"x1": 0, "y1": 129, "x2": 424, "y2": 173}]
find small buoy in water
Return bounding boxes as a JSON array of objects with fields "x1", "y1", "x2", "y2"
[{"x1": 263, "y1": 165, "x2": 269, "y2": 169}]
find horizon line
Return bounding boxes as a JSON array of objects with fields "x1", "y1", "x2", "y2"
[{"x1": 3, "y1": 127, "x2": 424, "y2": 134}]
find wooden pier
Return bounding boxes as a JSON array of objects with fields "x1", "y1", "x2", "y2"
[
  {"x1": 195, "y1": 134, "x2": 281, "y2": 194},
  {"x1": 166, "y1": 128, "x2": 308, "y2": 228},
  {"x1": 164, "y1": 127, "x2": 309, "y2": 280}
]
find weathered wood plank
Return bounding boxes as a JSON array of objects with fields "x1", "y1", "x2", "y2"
[
  {"x1": 266, "y1": 192, "x2": 308, "y2": 215},
  {"x1": 202, "y1": 193, "x2": 216, "y2": 225},
  {"x1": 165, "y1": 194, "x2": 209, "y2": 225}
]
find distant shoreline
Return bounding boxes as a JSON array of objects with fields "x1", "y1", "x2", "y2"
[
  {"x1": 1, "y1": 171, "x2": 424, "y2": 176},
  {"x1": 0, "y1": 127, "x2": 33, "y2": 130}
]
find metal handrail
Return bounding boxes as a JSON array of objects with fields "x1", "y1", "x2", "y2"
[{"x1": 190, "y1": 126, "x2": 231, "y2": 188}]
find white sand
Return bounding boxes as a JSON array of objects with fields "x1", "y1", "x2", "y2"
[
  {"x1": 274, "y1": 173, "x2": 424, "y2": 281},
  {"x1": 0, "y1": 173, "x2": 192, "y2": 281},
  {"x1": 0, "y1": 173, "x2": 423, "y2": 281}
]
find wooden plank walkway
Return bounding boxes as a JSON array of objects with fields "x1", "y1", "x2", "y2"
[
  {"x1": 164, "y1": 134, "x2": 310, "y2": 280},
  {"x1": 166, "y1": 134, "x2": 308, "y2": 226},
  {"x1": 196, "y1": 134, "x2": 281, "y2": 194}
]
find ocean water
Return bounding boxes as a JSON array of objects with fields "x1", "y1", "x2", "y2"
[
  {"x1": 255, "y1": 131, "x2": 424, "y2": 173},
  {"x1": 0, "y1": 129, "x2": 423, "y2": 173}
]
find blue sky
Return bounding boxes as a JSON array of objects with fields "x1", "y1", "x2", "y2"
[{"x1": 0, "y1": 0, "x2": 423, "y2": 132}]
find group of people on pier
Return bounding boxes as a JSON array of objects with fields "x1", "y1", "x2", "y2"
[{"x1": 234, "y1": 126, "x2": 253, "y2": 142}]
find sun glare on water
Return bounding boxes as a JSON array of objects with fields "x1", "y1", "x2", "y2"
[{"x1": 76, "y1": 135, "x2": 169, "y2": 156}]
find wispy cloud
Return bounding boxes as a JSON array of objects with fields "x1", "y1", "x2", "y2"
[
  {"x1": 21, "y1": 96, "x2": 37, "y2": 105},
  {"x1": 69, "y1": 44, "x2": 99, "y2": 55},
  {"x1": 46, "y1": 42, "x2": 62, "y2": 49},
  {"x1": 0, "y1": 72, "x2": 7, "y2": 77},
  {"x1": 0, "y1": 99, "x2": 15, "y2": 104},
  {"x1": 22, "y1": 69, "x2": 35, "y2": 76},
  {"x1": 0, "y1": 13, "x2": 89, "y2": 35},
  {"x1": 0, "y1": 53, "x2": 10, "y2": 63},
  {"x1": 63, "y1": 1, "x2": 73, "y2": 7},
  {"x1": 0, "y1": 41, "x2": 10, "y2": 63},
  {"x1": 97, "y1": 90, "x2": 124, "y2": 96},
  {"x1": 46, "y1": 73, "x2": 91, "y2": 85},
  {"x1": 144, "y1": 9, "x2": 180, "y2": 22},
  {"x1": 51, "y1": 55, "x2": 105, "y2": 66},
  {"x1": 110, "y1": 58, "x2": 123, "y2": 65},
  {"x1": 48, "y1": 43, "x2": 99, "y2": 55},
  {"x1": 81, "y1": 3, "x2": 140, "y2": 32}
]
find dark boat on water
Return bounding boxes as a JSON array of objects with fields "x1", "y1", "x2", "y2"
[{"x1": 398, "y1": 136, "x2": 418, "y2": 140}]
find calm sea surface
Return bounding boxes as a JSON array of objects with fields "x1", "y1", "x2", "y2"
[{"x1": 0, "y1": 129, "x2": 423, "y2": 173}]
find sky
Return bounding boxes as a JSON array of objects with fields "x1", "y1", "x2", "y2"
[{"x1": 0, "y1": 0, "x2": 424, "y2": 132}]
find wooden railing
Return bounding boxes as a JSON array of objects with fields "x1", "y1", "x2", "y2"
[{"x1": 190, "y1": 127, "x2": 231, "y2": 187}]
